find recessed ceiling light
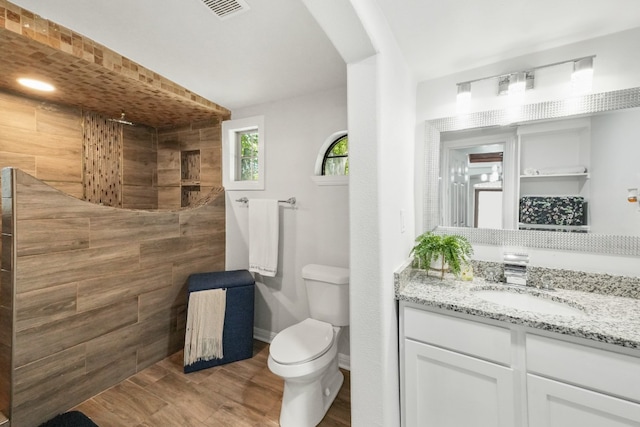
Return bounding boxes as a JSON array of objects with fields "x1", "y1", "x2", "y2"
[{"x1": 17, "y1": 77, "x2": 55, "y2": 92}]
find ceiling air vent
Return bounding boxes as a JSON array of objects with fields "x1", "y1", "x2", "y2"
[{"x1": 200, "y1": 0, "x2": 250, "y2": 20}]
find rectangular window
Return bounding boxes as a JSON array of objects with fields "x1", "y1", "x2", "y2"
[
  {"x1": 237, "y1": 130, "x2": 259, "y2": 181},
  {"x1": 222, "y1": 116, "x2": 265, "y2": 190}
]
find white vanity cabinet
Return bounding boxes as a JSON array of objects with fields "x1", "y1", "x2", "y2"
[
  {"x1": 401, "y1": 304, "x2": 517, "y2": 427},
  {"x1": 526, "y1": 335, "x2": 640, "y2": 427},
  {"x1": 400, "y1": 301, "x2": 640, "y2": 427}
]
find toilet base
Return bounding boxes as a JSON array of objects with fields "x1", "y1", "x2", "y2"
[{"x1": 279, "y1": 357, "x2": 344, "y2": 427}]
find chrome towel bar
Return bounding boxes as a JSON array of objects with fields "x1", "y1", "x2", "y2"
[{"x1": 235, "y1": 197, "x2": 296, "y2": 207}]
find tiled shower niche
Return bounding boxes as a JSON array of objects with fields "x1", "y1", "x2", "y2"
[{"x1": 181, "y1": 149, "x2": 201, "y2": 207}]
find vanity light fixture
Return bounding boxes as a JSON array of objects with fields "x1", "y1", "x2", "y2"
[
  {"x1": 17, "y1": 77, "x2": 55, "y2": 92},
  {"x1": 455, "y1": 55, "x2": 595, "y2": 106}
]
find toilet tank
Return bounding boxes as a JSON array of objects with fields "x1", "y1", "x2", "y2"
[{"x1": 302, "y1": 264, "x2": 349, "y2": 326}]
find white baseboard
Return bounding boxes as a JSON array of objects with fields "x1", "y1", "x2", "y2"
[
  {"x1": 338, "y1": 353, "x2": 351, "y2": 371},
  {"x1": 253, "y1": 327, "x2": 350, "y2": 371},
  {"x1": 253, "y1": 327, "x2": 276, "y2": 343}
]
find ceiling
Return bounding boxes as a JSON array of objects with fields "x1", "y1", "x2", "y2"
[
  {"x1": 5, "y1": 0, "x2": 640, "y2": 117},
  {"x1": 376, "y1": 0, "x2": 640, "y2": 82}
]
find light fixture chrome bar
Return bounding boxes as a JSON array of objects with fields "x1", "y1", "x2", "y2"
[{"x1": 456, "y1": 55, "x2": 596, "y2": 87}]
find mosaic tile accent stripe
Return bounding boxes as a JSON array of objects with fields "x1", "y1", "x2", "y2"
[
  {"x1": 83, "y1": 112, "x2": 123, "y2": 207},
  {"x1": 434, "y1": 225, "x2": 640, "y2": 257},
  {"x1": 428, "y1": 87, "x2": 640, "y2": 133},
  {"x1": 423, "y1": 87, "x2": 640, "y2": 256},
  {"x1": 0, "y1": 0, "x2": 230, "y2": 127}
]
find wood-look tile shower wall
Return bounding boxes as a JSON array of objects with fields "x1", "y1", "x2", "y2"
[
  {"x1": 157, "y1": 118, "x2": 226, "y2": 209},
  {"x1": 0, "y1": 91, "x2": 84, "y2": 306},
  {"x1": 0, "y1": 91, "x2": 159, "y2": 210},
  {"x1": 0, "y1": 89, "x2": 226, "y2": 425},
  {"x1": 0, "y1": 90, "x2": 160, "y2": 273},
  {"x1": 0, "y1": 90, "x2": 84, "y2": 196},
  {"x1": 1, "y1": 169, "x2": 225, "y2": 426}
]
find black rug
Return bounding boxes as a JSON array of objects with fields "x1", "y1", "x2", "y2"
[{"x1": 38, "y1": 411, "x2": 98, "y2": 427}]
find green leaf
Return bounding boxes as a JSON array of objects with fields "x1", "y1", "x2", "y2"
[{"x1": 409, "y1": 232, "x2": 473, "y2": 279}]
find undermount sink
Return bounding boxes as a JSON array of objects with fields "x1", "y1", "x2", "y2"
[{"x1": 473, "y1": 289, "x2": 586, "y2": 317}]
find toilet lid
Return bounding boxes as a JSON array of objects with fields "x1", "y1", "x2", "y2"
[{"x1": 270, "y1": 318, "x2": 334, "y2": 365}]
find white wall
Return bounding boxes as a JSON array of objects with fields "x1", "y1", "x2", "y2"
[
  {"x1": 304, "y1": 1, "x2": 416, "y2": 426},
  {"x1": 224, "y1": 86, "x2": 351, "y2": 357},
  {"x1": 343, "y1": 3, "x2": 416, "y2": 427}
]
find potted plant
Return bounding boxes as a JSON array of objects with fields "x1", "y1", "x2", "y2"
[{"x1": 410, "y1": 232, "x2": 473, "y2": 280}]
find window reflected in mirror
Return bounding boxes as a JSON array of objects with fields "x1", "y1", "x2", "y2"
[{"x1": 441, "y1": 129, "x2": 516, "y2": 229}]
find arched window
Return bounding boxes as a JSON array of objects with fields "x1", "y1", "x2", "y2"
[{"x1": 322, "y1": 134, "x2": 348, "y2": 176}]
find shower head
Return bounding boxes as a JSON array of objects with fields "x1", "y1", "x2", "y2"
[{"x1": 108, "y1": 111, "x2": 135, "y2": 126}]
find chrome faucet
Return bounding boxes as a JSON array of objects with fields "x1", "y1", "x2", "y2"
[{"x1": 503, "y1": 252, "x2": 529, "y2": 287}]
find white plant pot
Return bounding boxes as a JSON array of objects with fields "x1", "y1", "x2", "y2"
[{"x1": 429, "y1": 256, "x2": 449, "y2": 272}]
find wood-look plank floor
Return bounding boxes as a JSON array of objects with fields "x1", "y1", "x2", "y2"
[{"x1": 74, "y1": 341, "x2": 351, "y2": 426}]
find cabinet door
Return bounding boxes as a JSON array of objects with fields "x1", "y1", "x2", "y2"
[
  {"x1": 528, "y1": 374, "x2": 640, "y2": 427},
  {"x1": 404, "y1": 339, "x2": 516, "y2": 427}
]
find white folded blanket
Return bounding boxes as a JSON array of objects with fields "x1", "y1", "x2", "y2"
[
  {"x1": 537, "y1": 165, "x2": 587, "y2": 175},
  {"x1": 184, "y1": 288, "x2": 227, "y2": 365}
]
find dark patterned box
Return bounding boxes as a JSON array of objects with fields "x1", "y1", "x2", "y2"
[{"x1": 519, "y1": 196, "x2": 585, "y2": 226}]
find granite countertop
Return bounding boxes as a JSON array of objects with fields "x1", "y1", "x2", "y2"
[{"x1": 396, "y1": 269, "x2": 640, "y2": 350}]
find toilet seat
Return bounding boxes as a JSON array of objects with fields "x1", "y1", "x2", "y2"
[{"x1": 270, "y1": 318, "x2": 334, "y2": 365}]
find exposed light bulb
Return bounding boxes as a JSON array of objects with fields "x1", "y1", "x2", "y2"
[
  {"x1": 571, "y1": 57, "x2": 594, "y2": 96},
  {"x1": 456, "y1": 82, "x2": 471, "y2": 114},
  {"x1": 508, "y1": 72, "x2": 526, "y2": 104}
]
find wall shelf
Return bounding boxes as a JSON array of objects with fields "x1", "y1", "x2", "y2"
[
  {"x1": 520, "y1": 173, "x2": 589, "y2": 180},
  {"x1": 518, "y1": 223, "x2": 590, "y2": 232}
]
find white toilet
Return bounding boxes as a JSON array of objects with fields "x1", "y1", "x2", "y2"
[{"x1": 268, "y1": 264, "x2": 349, "y2": 427}]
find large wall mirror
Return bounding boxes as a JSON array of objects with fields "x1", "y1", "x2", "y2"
[{"x1": 423, "y1": 87, "x2": 640, "y2": 256}]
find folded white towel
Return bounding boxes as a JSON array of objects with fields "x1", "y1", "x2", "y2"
[
  {"x1": 537, "y1": 165, "x2": 587, "y2": 175},
  {"x1": 184, "y1": 288, "x2": 227, "y2": 365},
  {"x1": 248, "y1": 199, "x2": 279, "y2": 277}
]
